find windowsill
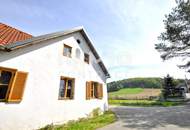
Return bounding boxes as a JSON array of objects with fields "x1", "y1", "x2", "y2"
[
  {"x1": 63, "y1": 55, "x2": 72, "y2": 58},
  {"x1": 84, "y1": 61, "x2": 89, "y2": 64},
  {"x1": 0, "y1": 83, "x2": 9, "y2": 86},
  {"x1": 87, "y1": 98, "x2": 102, "y2": 100},
  {"x1": 0, "y1": 99, "x2": 6, "y2": 102},
  {"x1": 58, "y1": 97, "x2": 74, "y2": 100}
]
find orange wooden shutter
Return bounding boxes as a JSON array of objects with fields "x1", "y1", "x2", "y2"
[
  {"x1": 98, "y1": 83, "x2": 103, "y2": 99},
  {"x1": 86, "y1": 81, "x2": 91, "y2": 100},
  {"x1": 7, "y1": 71, "x2": 28, "y2": 103}
]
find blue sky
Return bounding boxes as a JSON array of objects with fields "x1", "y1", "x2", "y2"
[{"x1": 1, "y1": 0, "x2": 188, "y2": 82}]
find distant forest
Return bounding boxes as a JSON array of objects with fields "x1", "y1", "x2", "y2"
[{"x1": 107, "y1": 77, "x2": 184, "y2": 92}]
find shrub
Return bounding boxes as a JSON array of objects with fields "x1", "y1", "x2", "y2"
[{"x1": 91, "y1": 108, "x2": 102, "y2": 117}]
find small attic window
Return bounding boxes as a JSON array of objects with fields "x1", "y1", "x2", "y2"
[
  {"x1": 76, "y1": 39, "x2": 81, "y2": 44},
  {"x1": 63, "y1": 44, "x2": 72, "y2": 58},
  {"x1": 84, "y1": 53, "x2": 89, "y2": 64}
]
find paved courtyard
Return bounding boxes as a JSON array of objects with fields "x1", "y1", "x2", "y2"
[{"x1": 98, "y1": 104, "x2": 190, "y2": 130}]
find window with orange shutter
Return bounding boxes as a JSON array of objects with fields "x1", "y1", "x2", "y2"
[
  {"x1": 86, "y1": 81, "x2": 103, "y2": 100},
  {"x1": 0, "y1": 66, "x2": 28, "y2": 103}
]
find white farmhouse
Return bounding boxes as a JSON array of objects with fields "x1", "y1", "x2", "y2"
[{"x1": 0, "y1": 23, "x2": 110, "y2": 130}]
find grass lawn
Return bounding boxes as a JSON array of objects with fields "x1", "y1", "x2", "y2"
[
  {"x1": 40, "y1": 111, "x2": 116, "y2": 130},
  {"x1": 109, "y1": 99, "x2": 185, "y2": 107},
  {"x1": 109, "y1": 88, "x2": 144, "y2": 97}
]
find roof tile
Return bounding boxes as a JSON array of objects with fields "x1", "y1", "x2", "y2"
[{"x1": 0, "y1": 23, "x2": 32, "y2": 45}]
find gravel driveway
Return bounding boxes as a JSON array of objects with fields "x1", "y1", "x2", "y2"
[{"x1": 98, "y1": 104, "x2": 190, "y2": 130}]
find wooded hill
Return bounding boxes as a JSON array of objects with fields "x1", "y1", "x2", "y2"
[{"x1": 107, "y1": 77, "x2": 184, "y2": 92}]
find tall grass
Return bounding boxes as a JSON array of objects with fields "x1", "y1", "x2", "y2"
[
  {"x1": 39, "y1": 110, "x2": 116, "y2": 130},
  {"x1": 109, "y1": 99, "x2": 185, "y2": 107}
]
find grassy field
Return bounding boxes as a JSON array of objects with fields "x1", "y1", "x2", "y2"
[
  {"x1": 108, "y1": 88, "x2": 186, "y2": 107},
  {"x1": 109, "y1": 99, "x2": 185, "y2": 107},
  {"x1": 109, "y1": 88, "x2": 143, "y2": 96},
  {"x1": 108, "y1": 88, "x2": 161, "y2": 100},
  {"x1": 40, "y1": 111, "x2": 116, "y2": 130}
]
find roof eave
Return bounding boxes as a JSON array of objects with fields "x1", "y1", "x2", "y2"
[
  {"x1": 5, "y1": 26, "x2": 84, "y2": 50},
  {"x1": 0, "y1": 45, "x2": 6, "y2": 51},
  {"x1": 80, "y1": 29, "x2": 110, "y2": 78},
  {"x1": 1, "y1": 27, "x2": 111, "y2": 78}
]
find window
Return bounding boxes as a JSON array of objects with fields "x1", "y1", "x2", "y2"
[
  {"x1": 76, "y1": 39, "x2": 81, "y2": 44},
  {"x1": 59, "y1": 77, "x2": 75, "y2": 99},
  {"x1": 0, "y1": 66, "x2": 28, "y2": 103},
  {"x1": 86, "y1": 81, "x2": 103, "y2": 99},
  {"x1": 63, "y1": 44, "x2": 72, "y2": 57},
  {"x1": 84, "y1": 53, "x2": 89, "y2": 64}
]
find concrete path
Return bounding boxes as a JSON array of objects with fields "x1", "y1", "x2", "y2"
[{"x1": 98, "y1": 105, "x2": 190, "y2": 130}]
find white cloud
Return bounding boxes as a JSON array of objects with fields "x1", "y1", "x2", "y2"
[{"x1": 101, "y1": 0, "x2": 189, "y2": 82}]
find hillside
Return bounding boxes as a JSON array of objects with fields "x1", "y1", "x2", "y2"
[{"x1": 107, "y1": 77, "x2": 184, "y2": 92}]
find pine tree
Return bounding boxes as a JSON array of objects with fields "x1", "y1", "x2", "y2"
[
  {"x1": 155, "y1": 0, "x2": 190, "y2": 71},
  {"x1": 163, "y1": 74, "x2": 175, "y2": 99}
]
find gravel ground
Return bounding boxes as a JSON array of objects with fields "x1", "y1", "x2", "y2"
[{"x1": 98, "y1": 104, "x2": 190, "y2": 130}]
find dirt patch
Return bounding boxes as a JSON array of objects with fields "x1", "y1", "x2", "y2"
[{"x1": 110, "y1": 89, "x2": 161, "y2": 100}]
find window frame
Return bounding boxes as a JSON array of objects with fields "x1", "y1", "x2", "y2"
[
  {"x1": 0, "y1": 67, "x2": 17, "y2": 102},
  {"x1": 63, "y1": 44, "x2": 72, "y2": 58},
  {"x1": 86, "y1": 81, "x2": 102, "y2": 99},
  {"x1": 84, "y1": 53, "x2": 89, "y2": 64},
  {"x1": 59, "y1": 76, "x2": 75, "y2": 100}
]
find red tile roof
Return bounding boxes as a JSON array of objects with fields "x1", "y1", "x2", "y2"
[{"x1": 0, "y1": 23, "x2": 32, "y2": 45}]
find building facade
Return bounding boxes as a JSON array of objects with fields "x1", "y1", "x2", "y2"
[{"x1": 0, "y1": 23, "x2": 110, "y2": 130}]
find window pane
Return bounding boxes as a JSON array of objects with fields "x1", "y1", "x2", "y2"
[
  {"x1": 66, "y1": 80, "x2": 72, "y2": 98},
  {"x1": 67, "y1": 80, "x2": 72, "y2": 89},
  {"x1": 0, "y1": 71, "x2": 12, "y2": 99},
  {"x1": 0, "y1": 85, "x2": 8, "y2": 99},
  {"x1": 0, "y1": 71, "x2": 12, "y2": 84},
  {"x1": 59, "y1": 79, "x2": 65, "y2": 98},
  {"x1": 84, "y1": 53, "x2": 89, "y2": 63},
  {"x1": 63, "y1": 45, "x2": 72, "y2": 57}
]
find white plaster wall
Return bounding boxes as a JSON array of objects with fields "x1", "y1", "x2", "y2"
[{"x1": 0, "y1": 32, "x2": 108, "y2": 130}]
